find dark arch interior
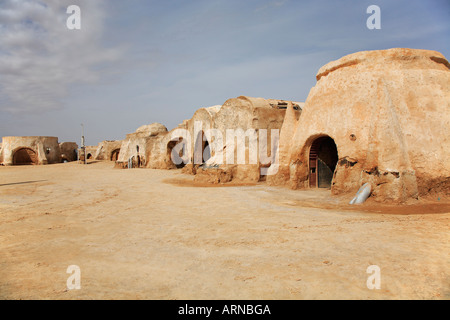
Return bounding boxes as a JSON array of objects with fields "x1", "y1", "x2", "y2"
[
  {"x1": 111, "y1": 149, "x2": 120, "y2": 161},
  {"x1": 87, "y1": 153, "x2": 93, "y2": 160},
  {"x1": 167, "y1": 139, "x2": 186, "y2": 169},
  {"x1": 13, "y1": 148, "x2": 38, "y2": 165},
  {"x1": 195, "y1": 131, "x2": 211, "y2": 164},
  {"x1": 203, "y1": 140, "x2": 210, "y2": 163},
  {"x1": 309, "y1": 136, "x2": 338, "y2": 188},
  {"x1": 137, "y1": 155, "x2": 141, "y2": 167}
]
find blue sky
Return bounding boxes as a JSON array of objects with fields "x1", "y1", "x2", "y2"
[{"x1": 0, "y1": 0, "x2": 449, "y2": 145}]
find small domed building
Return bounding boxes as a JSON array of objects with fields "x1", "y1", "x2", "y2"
[
  {"x1": 115, "y1": 123, "x2": 169, "y2": 168},
  {"x1": 0, "y1": 136, "x2": 63, "y2": 165}
]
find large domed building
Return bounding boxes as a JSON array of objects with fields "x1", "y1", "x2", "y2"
[{"x1": 269, "y1": 48, "x2": 450, "y2": 203}]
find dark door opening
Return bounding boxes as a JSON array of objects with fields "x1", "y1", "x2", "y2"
[
  {"x1": 309, "y1": 136, "x2": 338, "y2": 188},
  {"x1": 195, "y1": 131, "x2": 211, "y2": 164},
  {"x1": 203, "y1": 140, "x2": 211, "y2": 164},
  {"x1": 111, "y1": 149, "x2": 120, "y2": 161},
  {"x1": 13, "y1": 148, "x2": 38, "y2": 165},
  {"x1": 168, "y1": 138, "x2": 186, "y2": 169}
]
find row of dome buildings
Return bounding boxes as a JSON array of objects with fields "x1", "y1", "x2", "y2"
[{"x1": 1, "y1": 48, "x2": 449, "y2": 203}]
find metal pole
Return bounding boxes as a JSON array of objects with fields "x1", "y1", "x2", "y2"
[{"x1": 81, "y1": 124, "x2": 86, "y2": 165}]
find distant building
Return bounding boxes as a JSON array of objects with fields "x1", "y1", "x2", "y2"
[{"x1": 0, "y1": 136, "x2": 78, "y2": 166}]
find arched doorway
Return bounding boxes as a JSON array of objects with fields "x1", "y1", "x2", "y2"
[
  {"x1": 167, "y1": 138, "x2": 187, "y2": 169},
  {"x1": 203, "y1": 140, "x2": 211, "y2": 163},
  {"x1": 194, "y1": 131, "x2": 211, "y2": 164},
  {"x1": 136, "y1": 155, "x2": 141, "y2": 168},
  {"x1": 309, "y1": 136, "x2": 338, "y2": 188},
  {"x1": 13, "y1": 148, "x2": 39, "y2": 165},
  {"x1": 87, "y1": 153, "x2": 93, "y2": 160},
  {"x1": 111, "y1": 149, "x2": 120, "y2": 161}
]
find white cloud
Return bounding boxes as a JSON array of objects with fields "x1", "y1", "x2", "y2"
[
  {"x1": 0, "y1": 0, "x2": 122, "y2": 113},
  {"x1": 255, "y1": 0, "x2": 289, "y2": 12}
]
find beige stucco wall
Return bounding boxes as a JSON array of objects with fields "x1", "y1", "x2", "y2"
[
  {"x1": 1, "y1": 136, "x2": 61, "y2": 165},
  {"x1": 94, "y1": 140, "x2": 123, "y2": 161}
]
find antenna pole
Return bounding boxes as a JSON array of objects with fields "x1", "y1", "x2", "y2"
[{"x1": 81, "y1": 124, "x2": 86, "y2": 165}]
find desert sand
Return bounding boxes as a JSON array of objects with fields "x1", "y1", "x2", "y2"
[{"x1": 0, "y1": 161, "x2": 448, "y2": 300}]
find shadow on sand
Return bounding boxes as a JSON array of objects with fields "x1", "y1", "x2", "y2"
[{"x1": 0, "y1": 180, "x2": 47, "y2": 187}]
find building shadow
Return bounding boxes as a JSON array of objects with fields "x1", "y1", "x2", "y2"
[{"x1": 0, "y1": 180, "x2": 47, "y2": 187}]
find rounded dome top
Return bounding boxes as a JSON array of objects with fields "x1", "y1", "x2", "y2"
[{"x1": 316, "y1": 48, "x2": 449, "y2": 81}]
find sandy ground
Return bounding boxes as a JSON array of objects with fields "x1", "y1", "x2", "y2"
[{"x1": 0, "y1": 161, "x2": 448, "y2": 300}]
